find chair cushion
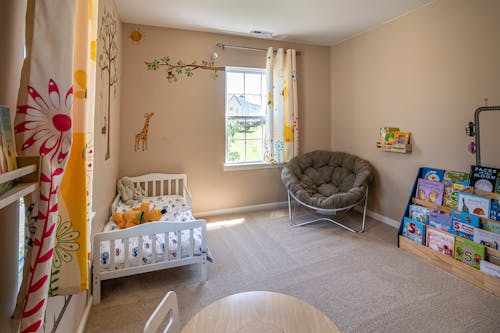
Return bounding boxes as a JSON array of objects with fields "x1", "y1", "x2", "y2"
[{"x1": 281, "y1": 151, "x2": 373, "y2": 209}]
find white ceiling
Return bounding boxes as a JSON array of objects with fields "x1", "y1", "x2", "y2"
[{"x1": 115, "y1": 0, "x2": 433, "y2": 46}]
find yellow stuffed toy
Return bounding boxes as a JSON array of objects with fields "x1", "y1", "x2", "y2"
[
  {"x1": 139, "y1": 202, "x2": 163, "y2": 223},
  {"x1": 112, "y1": 202, "x2": 163, "y2": 229},
  {"x1": 143, "y1": 209, "x2": 163, "y2": 223},
  {"x1": 112, "y1": 209, "x2": 142, "y2": 229}
]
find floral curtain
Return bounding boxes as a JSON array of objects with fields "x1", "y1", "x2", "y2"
[
  {"x1": 14, "y1": 0, "x2": 94, "y2": 331},
  {"x1": 265, "y1": 47, "x2": 299, "y2": 164}
]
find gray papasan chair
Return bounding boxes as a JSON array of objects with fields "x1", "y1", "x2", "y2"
[{"x1": 281, "y1": 150, "x2": 373, "y2": 233}]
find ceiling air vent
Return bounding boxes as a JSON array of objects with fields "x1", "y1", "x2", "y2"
[{"x1": 250, "y1": 30, "x2": 273, "y2": 38}]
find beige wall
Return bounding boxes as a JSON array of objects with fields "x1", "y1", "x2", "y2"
[
  {"x1": 330, "y1": 0, "x2": 500, "y2": 221},
  {"x1": 92, "y1": 0, "x2": 122, "y2": 233},
  {"x1": 120, "y1": 25, "x2": 331, "y2": 212}
]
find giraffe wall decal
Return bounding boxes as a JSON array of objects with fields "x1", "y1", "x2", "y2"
[{"x1": 135, "y1": 112, "x2": 155, "y2": 152}]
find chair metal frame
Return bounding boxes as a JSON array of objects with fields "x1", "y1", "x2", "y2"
[{"x1": 287, "y1": 186, "x2": 369, "y2": 233}]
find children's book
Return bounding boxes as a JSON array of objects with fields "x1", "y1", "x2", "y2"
[
  {"x1": 451, "y1": 210, "x2": 480, "y2": 240},
  {"x1": 0, "y1": 105, "x2": 17, "y2": 195},
  {"x1": 408, "y1": 204, "x2": 434, "y2": 223},
  {"x1": 487, "y1": 254, "x2": 500, "y2": 266},
  {"x1": 426, "y1": 225, "x2": 454, "y2": 257},
  {"x1": 443, "y1": 183, "x2": 473, "y2": 209},
  {"x1": 452, "y1": 210, "x2": 481, "y2": 227},
  {"x1": 402, "y1": 217, "x2": 426, "y2": 245},
  {"x1": 443, "y1": 170, "x2": 469, "y2": 185},
  {"x1": 421, "y1": 168, "x2": 445, "y2": 182},
  {"x1": 473, "y1": 228, "x2": 500, "y2": 250},
  {"x1": 379, "y1": 127, "x2": 399, "y2": 145},
  {"x1": 490, "y1": 201, "x2": 499, "y2": 221},
  {"x1": 457, "y1": 192, "x2": 491, "y2": 218},
  {"x1": 480, "y1": 260, "x2": 500, "y2": 279},
  {"x1": 483, "y1": 219, "x2": 500, "y2": 235},
  {"x1": 416, "y1": 178, "x2": 445, "y2": 205},
  {"x1": 453, "y1": 236, "x2": 486, "y2": 269},
  {"x1": 428, "y1": 212, "x2": 453, "y2": 232},
  {"x1": 469, "y1": 165, "x2": 500, "y2": 193},
  {"x1": 393, "y1": 132, "x2": 410, "y2": 147}
]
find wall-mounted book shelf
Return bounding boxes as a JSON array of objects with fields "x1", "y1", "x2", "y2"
[
  {"x1": 0, "y1": 156, "x2": 40, "y2": 210},
  {"x1": 376, "y1": 142, "x2": 412, "y2": 153},
  {"x1": 398, "y1": 167, "x2": 500, "y2": 297}
]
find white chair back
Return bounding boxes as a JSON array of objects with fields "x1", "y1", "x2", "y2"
[{"x1": 144, "y1": 291, "x2": 180, "y2": 333}]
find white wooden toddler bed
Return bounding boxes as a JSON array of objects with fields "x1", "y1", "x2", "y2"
[{"x1": 92, "y1": 173, "x2": 208, "y2": 305}]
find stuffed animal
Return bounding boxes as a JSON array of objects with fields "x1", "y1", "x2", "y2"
[
  {"x1": 112, "y1": 212, "x2": 125, "y2": 228},
  {"x1": 112, "y1": 209, "x2": 142, "y2": 229},
  {"x1": 112, "y1": 202, "x2": 163, "y2": 229},
  {"x1": 117, "y1": 177, "x2": 135, "y2": 205},
  {"x1": 138, "y1": 201, "x2": 163, "y2": 223},
  {"x1": 143, "y1": 209, "x2": 163, "y2": 223},
  {"x1": 134, "y1": 184, "x2": 146, "y2": 200},
  {"x1": 139, "y1": 202, "x2": 151, "y2": 212}
]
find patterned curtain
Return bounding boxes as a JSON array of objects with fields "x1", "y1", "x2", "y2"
[
  {"x1": 264, "y1": 47, "x2": 299, "y2": 164},
  {"x1": 14, "y1": 0, "x2": 94, "y2": 331}
]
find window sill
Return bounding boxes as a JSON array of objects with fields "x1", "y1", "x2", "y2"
[{"x1": 224, "y1": 162, "x2": 285, "y2": 171}]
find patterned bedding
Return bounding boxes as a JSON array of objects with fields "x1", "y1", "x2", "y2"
[
  {"x1": 99, "y1": 195, "x2": 205, "y2": 269},
  {"x1": 113, "y1": 195, "x2": 194, "y2": 222}
]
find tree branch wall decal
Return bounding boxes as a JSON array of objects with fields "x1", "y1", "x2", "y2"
[
  {"x1": 98, "y1": 8, "x2": 118, "y2": 160},
  {"x1": 145, "y1": 56, "x2": 224, "y2": 83}
]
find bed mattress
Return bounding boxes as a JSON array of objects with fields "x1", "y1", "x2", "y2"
[{"x1": 99, "y1": 195, "x2": 204, "y2": 269}]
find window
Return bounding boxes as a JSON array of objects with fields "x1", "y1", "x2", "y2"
[{"x1": 225, "y1": 67, "x2": 267, "y2": 165}]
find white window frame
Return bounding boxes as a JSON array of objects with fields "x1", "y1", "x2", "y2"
[{"x1": 224, "y1": 66, "x2": 271, "y2": 170}]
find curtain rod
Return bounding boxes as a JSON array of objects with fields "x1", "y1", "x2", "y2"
[{"x1": 216, "y1": 43, "x2": 301, "y2": 56}]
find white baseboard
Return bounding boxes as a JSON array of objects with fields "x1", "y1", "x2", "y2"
[
  {"x1": 77, "y1": 294, "x2": 93, "y2": 333},
  {"x1": 194, "y1": 201, "x2": 288, "y2": 218},
  {"x1": 354, "y1": 206, "x2": 400, "y2": 228},
  {"x1": 194, "y1": 201, "x2": 401, "y2": 229}
]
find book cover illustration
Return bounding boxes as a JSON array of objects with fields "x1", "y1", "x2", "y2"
[
  {"x1": 469, "y1": 165, "x2": 499, "y2": 193},
  {"x1": 416, "y1": 178, "x2": 445, "y2": 205},
  {"x1": 453, "y1": 236, "x2": 485, "y2": 269},
  {"x1": 457, "y1": 192, "x2": 491, "y2": 218},
  {"x1": 408, "y1": 204, "x2": 434, "y2": 223},
  {"x1": 0, "y1": 105, "x2": 17, "y2": 195},
  {"x1": 426, "y1": 225, "x2": 454, "y2": 257},
  {"x1": 452, "y1": 210, "x2": 481, "y2": 227},
  {"x1": 480, "y1": 260, "x2": 500, "y2": 279},
  {"x1": 402, "y1": 217, "x2": 426, "y2": 244},
  {"x1": 443, "y1": 183, "x2": 473, "y2": 209},
  {"x1": 393, "y1": 132, "x2": 410, "y2": 147},
  {"x1": 443, "y1": 170, "x2": 469, "y2": 185},
  {"x1": 451, "y1": 210, "x2": 480, "y2": 240},
  {"x1": 379, "y1": 127, "x2": 400, "y2": 144},
  {"x1": 428, "y1": 212, "x2": 453, "y2": 232},
  {"x1": 483, "y1": 219, "x2": 500, "y2": 235},
  {"x1": 473, "y1": 228, "x2": 500, "y2": 250},
  {"x1": 421, "y1": 168, "x2": 445, "y2": 182},
  {"x1": 490, "y1": 201, "x2": 499, "y2": 221}
]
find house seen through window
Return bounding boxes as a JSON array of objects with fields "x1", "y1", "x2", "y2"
[{"x1": 225, "y1": 67, "x2": 267, "y2": 165}]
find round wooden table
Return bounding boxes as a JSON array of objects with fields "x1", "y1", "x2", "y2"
[{"x1": 181, "y1": 291, "x2": 340, "y2": 333}]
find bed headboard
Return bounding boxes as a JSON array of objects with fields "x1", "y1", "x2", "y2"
[{"x1": 110, "y1": 173, "x2": 192, "y2": 213}]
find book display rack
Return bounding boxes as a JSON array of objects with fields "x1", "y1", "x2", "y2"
[{"x1": 398, "y1": 167, "x2": 500, "y2": 297}]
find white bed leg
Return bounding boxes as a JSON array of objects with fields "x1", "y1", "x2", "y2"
[
  {"x1": 200, "y1": 255, "x2": 207, "y2": 282},
  {"x1": 93, "y1": 274, "x2": 101, "y2": 305}
]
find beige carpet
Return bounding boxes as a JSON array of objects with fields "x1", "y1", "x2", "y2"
[{"x1": 85, "y1": 208, "x2": 500, "y2": 332}]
